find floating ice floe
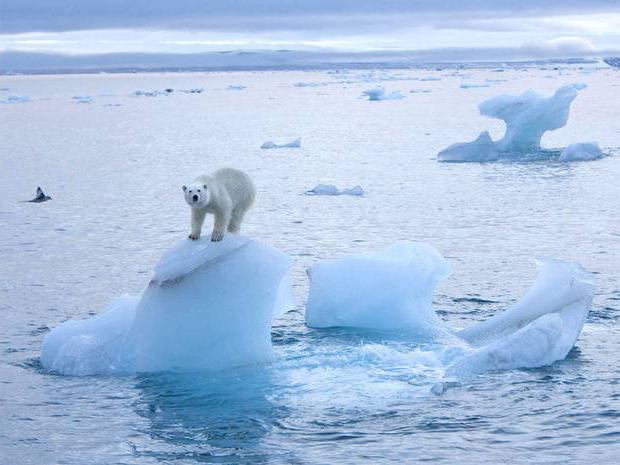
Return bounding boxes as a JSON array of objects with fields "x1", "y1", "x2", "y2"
[
  {"x1": 460, "y1": 83, "x2": 490, "y2": 89},
  {"x1": 1, "y1": 94, "x2": 29, "y2": 104},
  {"x1": 437, "y1": 83, "x2": 599, "y2": 162},
  {"x1": 180, "y1": 88, "x2": 204, "y2": 94},
  {"x1": 306, "y1": 242, "x2": 450, "y2": 334},
  {"x1": 294, "y1": 82, "x2": 329, "y2": 88},
  {"x1": 304, "y1": 184, "x2": 364, "y2": 196},
  {"x1": 41, "y1": 235, "x2": 293, "y2": 375},
  {"x1": 450, "y1": 259, "x2": 595, "y2": 375},
  {"x1": 134, "y1": 90, "x2": 168, "y2": 97},
  {"x1": 438, "y1": 131, "x2": 499, "y2": 163},
  {"x1": 410, "y1": 89, "x2": 432, "y2": 93},
  {"x1": 260, "y1": 137, "x2": 301, "y2": 149},
  {"x1": 420, "y1": 76, "x2": 441, "y2": 81},
  {"x1": 362, "y1": 87, "x2": 404, "y2": 101},
  {"x1": 306, "y1": 242, "x2": 596, "y2": 374},
  {"x1": 72, "y1": 96, "x2": 92, "y2": 104},
  {"x1": 226, "y1": 84, "x2": 246, "y2": 90},
  {"x1": 559, "y1": 142, "x2": 604, "y2": 162}
]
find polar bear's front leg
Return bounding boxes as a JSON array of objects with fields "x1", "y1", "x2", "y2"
[
  {"x1": 189, "y1": 209, "x2": 206, "y2": 240},
  {"x1": 211, "y1": 210, "x2": 230, "y2": 242}
]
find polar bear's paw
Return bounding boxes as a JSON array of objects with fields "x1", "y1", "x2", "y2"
[
  {"x1": 188, "y1": 233, "x2": 200, "y2": 241},
  {"x1": 211, "y1": 231, "x2": 224, "y2": 242}
]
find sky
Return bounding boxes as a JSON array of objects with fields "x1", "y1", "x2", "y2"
[{"x1": 1, "y1": 1, "x2": 620, "y2": 66}]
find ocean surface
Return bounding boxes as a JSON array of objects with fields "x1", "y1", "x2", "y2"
[{"x1": 1, "y1": 66, "x2": 619, "y2": 464}]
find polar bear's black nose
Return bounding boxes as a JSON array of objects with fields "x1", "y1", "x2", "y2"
[{"x1": 192, "y1": 194, "x2": 199, "y2": 202}]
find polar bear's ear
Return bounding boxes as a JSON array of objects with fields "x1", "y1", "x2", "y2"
[{"x1": 182, "y1": 185, "x2": 187, "y2": 192}]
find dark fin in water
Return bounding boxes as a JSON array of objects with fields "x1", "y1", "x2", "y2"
[{"x1": 28, "y1": 186, "x2": 51, "y2": 203}]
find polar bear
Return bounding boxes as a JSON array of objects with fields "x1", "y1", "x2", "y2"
[{"x1": 182, "y1": 168, "x2": 256, "y2": 241}]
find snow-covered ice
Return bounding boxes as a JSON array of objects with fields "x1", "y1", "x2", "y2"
[
  {"x1": 40, "y1": 235, "x2": 293, "y2": 375},
  {"x1": 362, "y1": 87, "x2": 404, "y2": 101},
  {"x1": 480, "y1": 83, "x2": 586, "y2": 152},
  {"x1": 260, "y1": 137, "x2": 301, "y2": 149},
  {"x1": 305, "y1": 184, "x2": 364, "y2": 196},
  {"x1": 305, "y1": 242, "x2": 451, "y2": 333},
  {"x1": 438, "y1": 131, "x2": 499, "y2": 163},
  {"x1": 559, "y1": 142, "x2": 604, "y2": 161}
]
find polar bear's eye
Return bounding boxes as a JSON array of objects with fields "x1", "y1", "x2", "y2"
[{"x1": 197, "y1": 189, "x2": 201, "y2": 193}]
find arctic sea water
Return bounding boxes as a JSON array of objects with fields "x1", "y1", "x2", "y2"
[{"x1": 1, "y1": 65, "x2": 619, "y2": 464}]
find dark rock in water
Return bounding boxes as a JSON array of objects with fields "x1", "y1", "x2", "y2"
[
  {"x1": 29, "y1": 187, "x2": 51, "y2": 203},
  {"x1": 603, "y1": 57, "x2": 620, "y2": 68}
]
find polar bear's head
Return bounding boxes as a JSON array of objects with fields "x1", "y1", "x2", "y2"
[{"x1": 182, "y1": 183, "x2": 210, "y2": 208}]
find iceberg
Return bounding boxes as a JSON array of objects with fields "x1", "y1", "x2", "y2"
[
  {"x1": 559, "y1": 142, "x2": 604, "y2": 161},
  {"x1": 305, "y1": 242, "x2": 450, "y2": 334},
  {"x1": 437, "y1": 83, "x2": 594, "y2": 162},
  {"x1": 41, "y1": 235, "x2": 293, "y2": 376},
  {"x1": 362, "y1": 87, "x2": 404, "y2": 101},
  {"x1": 304, "y1": 184, "x2": 364, "y2": 196},
  {"x1": 260, "y1": 137, "x2": 301, "y2": 149},
  {"x1": 479, "y1": 83, "x2": 586, "y2": 152},
  {"x1": 437, "y1": 131, "x2": 499, "y2": 163},
  {"x1": 449, "y1": 259, "x2": 595, "y2": 375}
]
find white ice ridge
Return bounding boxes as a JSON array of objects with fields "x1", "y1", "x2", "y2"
[
  {"x1": 41, "y1": 235, "x2": 293, "y2": 376},
  {"x1": 480, "y1": 83, "x2": 586, "y2": 152},
  {"x1": 260, "y1": 138, "x2": 301, "y2": 149},
  {"x1": 450, "y1": 259, "x2": 596, "y2": 375},
  {"x1": 305, "y1": 242, "x2": 451, "y2": 333}
]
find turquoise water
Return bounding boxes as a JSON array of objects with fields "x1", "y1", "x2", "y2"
[{"x1": 1, "y1": 66, "x2": 619, "y2": 464}]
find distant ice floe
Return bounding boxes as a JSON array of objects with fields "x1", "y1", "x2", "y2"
[
  {"x1": 1, "y1": 94, "x2": 29, "y2": 104},
  {"x1": 438, "y1": 83, "x2": 604, "y2": 162},
  {"x1": 72, "y1": 96, "x2": 92, "y2": 104},
  {"x1": 134, "y1": 89, "x2": 174, "y2": 97},
  {"x1": 260, "y1": 137, "x2": 301, "y2": 149},
  {"x1": 226, "y1": 84, "x2": 247, "y2": 90},
  {"x1": 410, "y1": 88, "x2": 432, "y2": 93},
  {"x1": 305, "y1": 184, "x2": 364, "y2": 196},
  {"x1": 419, "y1": 76, "x2": 441, "y2": 81},
  {"x1": 559, "y1": 142, "x2": 604, "y2": 161},
  {"x1": 41, "y1": 235, "x2": 293, "y2": 375},
  {"x1": 306, "y1": 242, "x2": 595, "y2": 375},
  {"x1": 180, "y1": 88, "x2": 204, "y2": 94},
  {"x1": 362, "y1": 87, "x2": 404, "y2": 101},
  {"x1": 460, "y1": 83, "x2": 490, "y2": 89}
]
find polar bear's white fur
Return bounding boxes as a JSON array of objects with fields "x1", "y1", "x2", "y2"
[{"x1": 182, "y1": 168, "x2": 256, "y2": 241}]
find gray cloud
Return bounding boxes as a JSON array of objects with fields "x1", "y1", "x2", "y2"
[{"x1": 2, "y1": 1, "x2": 620, "y2": 34}]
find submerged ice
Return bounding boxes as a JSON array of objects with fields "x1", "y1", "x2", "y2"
[{"x1": 41, "y1": 235, "x2": 292, "y2": 376}]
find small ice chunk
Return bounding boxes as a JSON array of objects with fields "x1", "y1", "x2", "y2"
[
  {"x1": 479, "y1": 83, "x2": 586, "y2": 152},
  {"x1": 420, "y1": 76, "x2": 441, "y2": 81},
  {"x1": 460, "y1": 83, "x2": 490, "y2": 89},
  {"x1": 437, "y1": 131, "x2": 499, "y2": 163},
  {"x1": 305, "y1": 184, "x2": 340, "y2": 196},
  {"x1": 559, "y1": 142, "x2": 604, "y2": 161},
  {"x1": 304, "y1": 184, "x2": 364, "y2": 196},
  {"x1": 362, "y1": 87, "x2": 404, "y2": 101},
  {"x1": 305, "y1": 241, "x2": 451, "y2": 333},
  {"x1": 260, "y1": 137, "x2": 301, "y2": 149},
  {"x1": 1, "y1": 94, "x2": 29, "y2": 104},
  {"x1": 226, "y1": 84, "x2": 246, "y2": 90},
  {"x1": 72, "y1": 96, "x2": 92, "y2": 104}
]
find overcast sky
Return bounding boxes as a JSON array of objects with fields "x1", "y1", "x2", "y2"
[{"x1": 1, "y1": 1, "x2": 620, "y2": 59}]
